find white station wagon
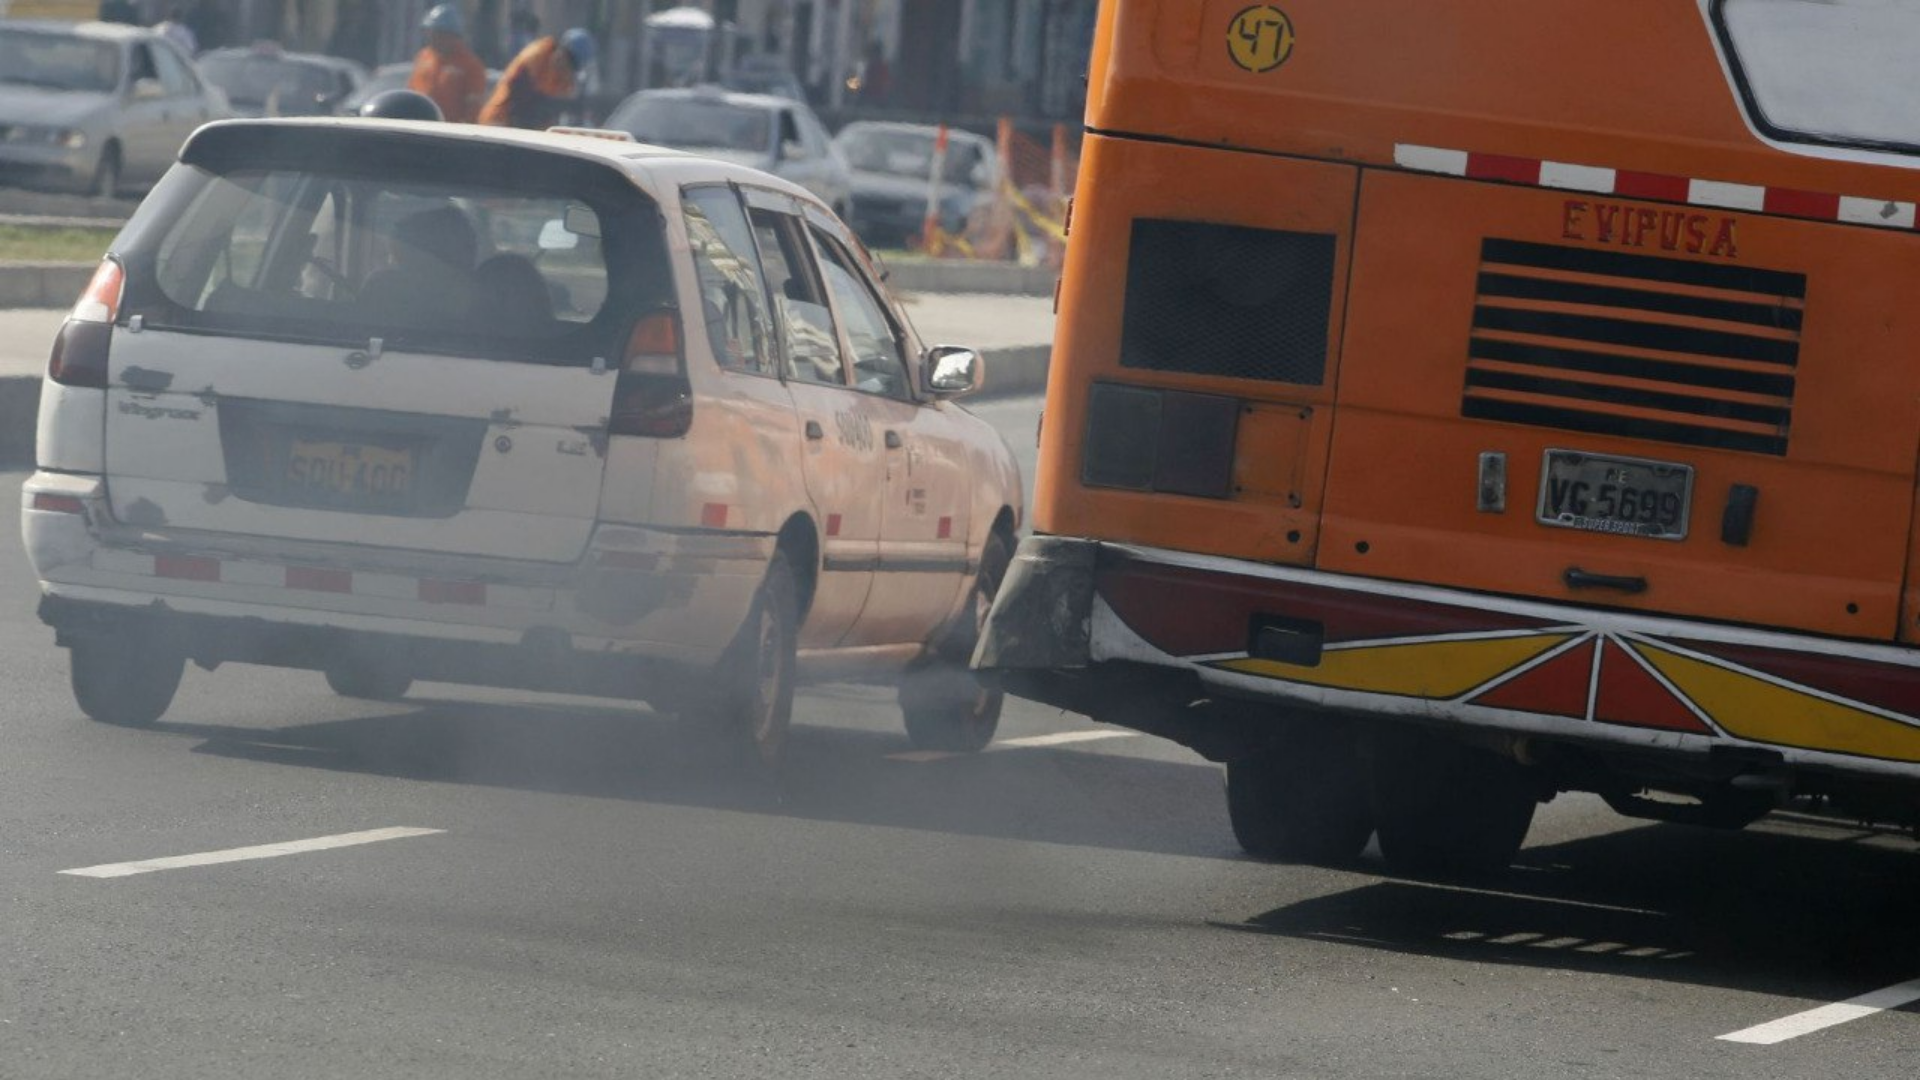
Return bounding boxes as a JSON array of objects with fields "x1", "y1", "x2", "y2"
[{"x1": 22, "y1": 118, "x2": 1023, "y2": 769}]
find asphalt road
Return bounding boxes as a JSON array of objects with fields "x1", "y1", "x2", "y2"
[{"x1": 4, "y1": 395, "x2": 1920, "y2": 1078}]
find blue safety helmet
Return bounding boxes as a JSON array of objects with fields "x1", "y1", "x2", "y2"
[
  {"x1": 421, "y1": 4, "x2": 464, "y2": 35},
  {"x1": 560, "y1": 28, "x2": 596, "y2": 69}
]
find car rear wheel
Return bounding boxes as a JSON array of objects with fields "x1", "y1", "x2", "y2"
[
  {"x1": 70, "y1": 631, "x2": 184, "y2": 727},
  {"x1": 89, "y1": 144, "x2": 122, "y2": 200},
  {"x1": 1371, "y1": 728, "x2": 1537, "y2": 878},
  {"x1": 699, "y1": 551, "x2": 799, "y2": 772},
  {"x1": 1225, "y1": 721, "x2": 1374, "y2": 864},
  {"x1": 899, "y1": 531, "x2": 1010, "y2": 753}
]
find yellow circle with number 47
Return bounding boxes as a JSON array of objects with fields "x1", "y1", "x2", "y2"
[{"x1": 1228, "y1": 5, "x2": 1296, "y2": 73}]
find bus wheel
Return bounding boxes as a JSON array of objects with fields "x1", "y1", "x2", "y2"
[
  {"x1": 1371, "y1": 729, "x2": 1536, "y2": 878},
  {"x1": 899, "y1": 532, "x2": 1011, "y2": 753},
  {"x1": 1225, "y1": 723, "x2": 1374, "y2": 864},
  {"x1": 71, "y1": 631, "x2": 184, "y2": 727}
]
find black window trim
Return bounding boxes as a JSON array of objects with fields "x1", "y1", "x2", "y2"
[
  {"x1": 1708, "y1": 0, "x2": 1920, "y2": 158},
  {"x1": 804, "y1": 222, "x2": 917, "y2": 403},
  {"x1": 681, "y1": 181, "x2": 784, "y2": 385},
  {"x1": 739, "y1": 186, "x2": 853, "y2": 388}
]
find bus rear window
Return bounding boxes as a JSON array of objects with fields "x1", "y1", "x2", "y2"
[{"x1": 1714, "y1": 0, "x2": 1920, "y2": 154}]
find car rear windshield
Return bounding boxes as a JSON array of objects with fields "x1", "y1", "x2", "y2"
[
  {"x1": 838, "y1": 127, "x2": 985, "y2": 184},
  {"x1": 1713, "y1": 0, "x2": 1920, "y2": 154},
  {"x1": 0, "y1": 30, "x2": 120, "y2": 94},
  {"x1": 199, "y1": 55, "x2": 338, "y2": 111},
  {"x1": 121, "y1": 126, "x2": 669, "y2": 365},
  {"x1": 607, "y1": 98, "x2": 771, "y2": 153}
]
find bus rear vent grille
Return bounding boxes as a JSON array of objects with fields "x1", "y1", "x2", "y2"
[{"x1": 1463, "y1": 239, "x2": 1803, "y2": 456}]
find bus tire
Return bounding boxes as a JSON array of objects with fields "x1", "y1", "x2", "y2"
[
  {"x1": 1225, "y1": 724, "x2": 1374, "y2": 864},
  {"x1": 899, "y1": 531, "x2": 1011, "y2": 753},
  {"x1": 70, "y1": 632, "x2": 184, "y2": 727},
  {"x1": 324, "y1": 662, "x2": 414, "y2": 702},
  {"x1": 1371, "y1": 729, "x2": 1536, "y2": 878}
]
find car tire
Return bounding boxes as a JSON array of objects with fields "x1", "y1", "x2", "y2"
[
  {"x1": 1371, "y1": 728, "x2": 1537, "y2": 879},
  {"x1": 1225, "y1": 723, "x2": 1374, "y2": 864},
  {"x1": 90, "y1": 144, "x2": 122, "y2": 200},
  {"x1": 899, "y1": 531, "x2": 1010, "y2": 754},
  {"x1": 70, "y1": 631, "x2": 184, "y2": 727},
  {"x1": 324, "y1": 661, "x2": 414, "y2": 702},
  {"x1": 700, "y1": 551, "x2": 800, "y2": 772}
]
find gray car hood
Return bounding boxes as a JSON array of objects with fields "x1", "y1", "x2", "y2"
[{"x1": 0, "y1": 83, "x2": 113, "y2": 128}]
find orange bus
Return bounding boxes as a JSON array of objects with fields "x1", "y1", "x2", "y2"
[{"x1": 977, "y1": 0, "x2": 1920, "y2": 874}]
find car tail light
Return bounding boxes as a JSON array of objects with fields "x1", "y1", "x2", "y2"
[
  {"x1": 609, "y1": 308, "x2": 693, "y2": 439},
  {"x1": 48, "y1": 258, "x2": 123, "y2": 390}
]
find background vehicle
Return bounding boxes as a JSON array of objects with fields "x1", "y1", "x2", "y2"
[
  {"x1": 835, "y1": 121, "x2": 1000, "y2": 248},
  {"x1": 23, "y1": 118, "x2": 1020, "y2": 770},
  {"x1": 979, "y1": 0, "x2": 1920, "y2": 875},
  {"x1": 605, "y1": 87, "x2": 852, "y2": 216},
  {"x1": 196, "y1": 43, "x2": 366, "y2": 118},
  {"x1": 0, "y1": 18, "x2": 227, "y2": 196}
]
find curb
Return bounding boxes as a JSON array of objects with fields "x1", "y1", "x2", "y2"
[
  {"x1": 884, "y1": 257, "x2": 1055, "y2": 297},
  {"x1": 0, "y1": 347, "x2": 1051, "y2": 469},
  {"x1": 0, "y1": 263, "x2": 90, "y2": 310}
]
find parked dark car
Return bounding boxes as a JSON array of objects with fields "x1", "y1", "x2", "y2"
[
  {"x1": 834, "y1": 121, "x2": 1001, "y2": 248},
  {"x1": 0, "y1": 19, "x2": 230, "y2": 196},
  {"x1": 196, "y1": 43, "x2": 366, "y2": 118}
]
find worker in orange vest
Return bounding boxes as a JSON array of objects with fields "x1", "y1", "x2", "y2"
[
  {"x1": 408, "y1": 5, "x2": 489, "y2": 125},
  {"x1": 479, "y1": 28, "x2": 595, "y2": 130}
]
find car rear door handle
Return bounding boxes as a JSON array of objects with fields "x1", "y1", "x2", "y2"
[
  {"x1": 805, "y1": 420, "x2": 824, "y2": 441},
  {"x1": 885, "y1": 430, "x2": 903, "y2": 450},
  {"x1": 1563, "y1": 567, "x2": 1648, "y2": 595}
]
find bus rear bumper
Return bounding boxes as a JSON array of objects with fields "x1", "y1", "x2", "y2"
[{"x1": 978, "y1": 536, "x2": 1920, "y2": 784}]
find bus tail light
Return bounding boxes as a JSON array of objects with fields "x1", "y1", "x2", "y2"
[
  {"x1": 609, "y1": 308, "x2": 692, "y2": 439},
  {"x1": 1081, "y1": 382, "x2": 1240, "y2": 499},
  {"x1": 48, "y1": 258, "x2": 123, "y2": 389}
]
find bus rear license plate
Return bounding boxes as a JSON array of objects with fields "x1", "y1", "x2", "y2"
[{"x1": 1536, "y1": 450, "x2": 1693, "y2": 541}]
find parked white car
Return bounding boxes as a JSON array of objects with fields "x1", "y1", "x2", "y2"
[
  {"x1": 22, "y1": 118, "x2": 1022, "y2": 769},
  {"x1": 604, "y1": 87, "x2": 853, "y2": 218}
]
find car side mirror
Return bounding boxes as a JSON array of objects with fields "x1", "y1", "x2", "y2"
[
  {"x1": 925, "y1": 345, "x2": 983, "y2": 397},
  {"x1": 132, "y1": 77, "x2": 166, "y2": 101}
]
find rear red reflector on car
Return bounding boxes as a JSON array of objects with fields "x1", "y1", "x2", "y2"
[{"x1": 30, "y1": 494, "x2": 86, "y2": 515}]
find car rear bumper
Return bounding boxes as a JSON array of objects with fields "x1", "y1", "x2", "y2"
[
  {"x1": 978, "y1": 535, "x2": 1920, "y2": 783},
  {"x1": 23, "y1": 470, "x2": 770, "y2": 671}
]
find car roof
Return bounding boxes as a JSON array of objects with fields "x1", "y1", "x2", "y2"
[
  {"x1": 187, "y1": 117, "x2": 830, "y2": 208},
  {"x1": 838, "y1": 121, "x2": 992, "y2": 147},
  {"x1": 625, "y1": 86, "x2": 799, "y2": 113},
  {"x1": 200, "y1": 46, "x2": 355, "y2": 69},
  {"x1": 1, "y1": 19, "x2": 156, "y2": 42}
]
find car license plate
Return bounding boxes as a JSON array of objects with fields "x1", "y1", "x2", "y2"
[
  {"x1": 1536, "y1": 450, "x2": 1693, "y2": 541},
  {"x1": 286, "y1": 439, "x2": 415, "y2": 506}
]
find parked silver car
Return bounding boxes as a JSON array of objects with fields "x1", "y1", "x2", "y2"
[
  {"x1": 605, "y1": 86, "x2": 852, "y2": 216},
  {"x1": 0, "y1": 19, "x2": 229, "y2": 196},
  {"x1": 836, "y1": 121, "x2": 1003, "y2": 248},
  {"x1": 196, "y1": 43, "x2": 367, "y2": 119}
]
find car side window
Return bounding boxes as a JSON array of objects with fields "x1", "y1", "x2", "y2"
[
  {"x1": 747, "y1": 208, "x2": 845, "y2": 386},
  {"x1": 682, "y1": 187, "x2": 775, "y2": 376},
  {"x1": 152, "y1": 44, "x2": 195, "y2": 98},
  {"x1": 129, "y1": 43, "x2": 159, "y2": 86},
  {"x1": 812, "y1": 228, "x2": 911, "y2": 400},
  {"x1": 779, "y1": 111, "x2": 805, "y2": 154}
]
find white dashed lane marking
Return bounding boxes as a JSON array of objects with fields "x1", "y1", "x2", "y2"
[
  {"x1": 1717, "y1": 977, "x2": 1920, "y2": 1045},
  {"x1": 889, "y1": 730, "x2": 1138, "y2": 763},
  {"x1": 60, "y1": 827, "x2": 446, "y2": 879}
]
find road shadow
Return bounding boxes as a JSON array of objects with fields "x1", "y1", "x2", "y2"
[
  {"x1": 1223, "y1": 812, "x2": 1920, "y2": 1002},
  {"x1": 154, "y1": 688, "x2": 1238, "y2": 862}
]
